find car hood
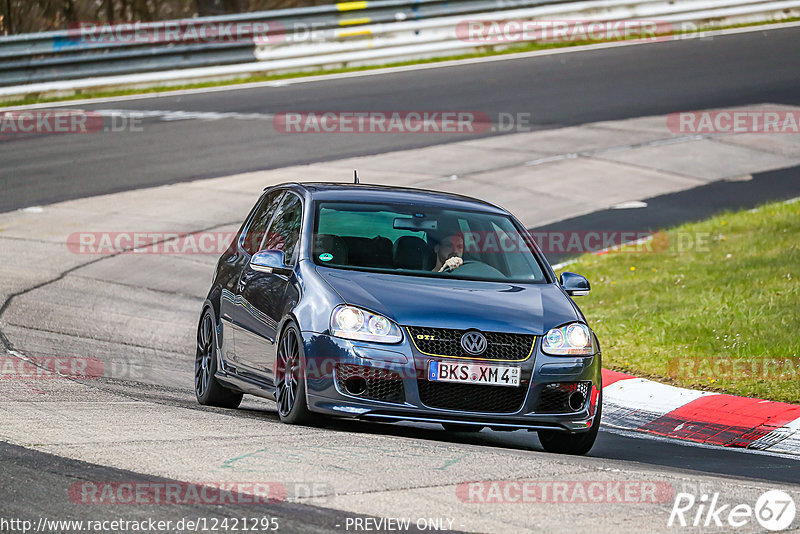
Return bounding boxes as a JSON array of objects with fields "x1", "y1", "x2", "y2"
[{"x1": 316, "y1": 267, "x2": 579, "y2": 335}]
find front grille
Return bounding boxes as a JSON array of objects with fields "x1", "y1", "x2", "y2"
[
  {"x1": 335, "y1": 364, "x2": 405, "y2": 404},
  {"x1": 417, "y1": 380, "x2": 527, "y2": 413},
  {"x1": 535, "y1": 382, "x2": 591, "y2": 413},
  {"x1": 406, "y1": 326, "x2": 535, "y2": 361}
]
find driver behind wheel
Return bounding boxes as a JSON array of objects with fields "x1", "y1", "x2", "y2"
[{"x1": 431, "y1": 232, "x2": 465, "y2": 272}]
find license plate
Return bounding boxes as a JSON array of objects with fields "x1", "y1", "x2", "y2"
[{"x1": 428, "y1": 361, "x2": 520, "y2": 387}]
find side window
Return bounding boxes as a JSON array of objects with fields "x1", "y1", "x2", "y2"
[
  {"x1": 490, "y1": 221, "x2": 543, "y2": 281},
  {"x1": 241, "y1": 191, "x2": 284, "y2": 255},
  {"x1": 458, "y1": 218, "x2": 474, "y2": 256},
  {"x1": 263, "y1": 194, "x2": 302, "y2": 265}
]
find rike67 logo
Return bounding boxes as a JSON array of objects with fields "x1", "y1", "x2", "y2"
[{"x1": 669, "y1": 490, "x2": 796, "y2": 531}]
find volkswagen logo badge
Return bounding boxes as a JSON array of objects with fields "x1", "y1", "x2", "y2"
[{"x1": 460, "y1": 331, "x2": 487, "y2": 356}]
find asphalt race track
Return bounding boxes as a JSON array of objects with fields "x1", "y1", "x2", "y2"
[
  {"x1": 0, "y1": 441, "x2": 392, "y2": 533},
  {"x1": 535, "y1": 165, "x2": 800, "y2": 265},
  {"x1": 1, "y1": 23, "x2": 800, "y2": 534},
  {"x1": 1, "y1": 26, "x2": 799, "y2": 212}
]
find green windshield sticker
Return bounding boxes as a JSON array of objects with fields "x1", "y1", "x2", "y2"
[{"x1": 319, "y1": 253, "x2": 334, "y2": 262}]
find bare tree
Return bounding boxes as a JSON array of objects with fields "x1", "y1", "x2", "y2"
[{"x1": 4, "y1": 0, "x2": 13, "y2": 34}]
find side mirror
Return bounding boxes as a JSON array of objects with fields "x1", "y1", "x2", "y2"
[
  {"x1": 559, "y1": 272, "x2": 590, "y2": 296},
  {"x1": 250, "y1": 250, "x2": 288, "y2": 274}
]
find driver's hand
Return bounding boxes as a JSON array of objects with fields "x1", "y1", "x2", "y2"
[{"x1": 439, "y1": 256, "x2": 464, "y2": 272}]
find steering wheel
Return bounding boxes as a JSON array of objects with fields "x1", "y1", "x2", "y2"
[
  {"x1": 447, "y1": 260, "x2": 507, "y2": 278},
  {"x1": 441, "y1": 260, "x2": 473, "y2": 273}
]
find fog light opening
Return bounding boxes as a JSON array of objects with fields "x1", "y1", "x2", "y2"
[
  {"x1": 344, "y1": 376, "x2": 367, "y2": 396},
  {"x1": 568, "y1": 390, "x2": 586, "y2": 411}
]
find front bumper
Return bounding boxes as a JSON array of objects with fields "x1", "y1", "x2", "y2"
[{"x1": 301, "y1": 331, "x2": 601, "y2": 433}]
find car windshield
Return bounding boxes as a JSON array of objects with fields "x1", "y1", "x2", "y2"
[{"x1": 312, "y1": 201, "x2": 547, "y2": 283}]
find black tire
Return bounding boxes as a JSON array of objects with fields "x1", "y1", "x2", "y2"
[
  {"x1": 538, "y1": 395, "x2": 601, "y2": 455},
  {"x1": 442, "y1": 423, "x2": 483, "y2": 433},
  {"x1": 275, "y1": 323, "x2": 319, "y2": 425},
  {"x1": 195, "y1": 308, "x2": 243, "y2": 409}
]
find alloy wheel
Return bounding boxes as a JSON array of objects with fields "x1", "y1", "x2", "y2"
[
  {"x1": 195, "y1": 312, "x2": 214, "y2": 398},
  {"x1": 276, "y1": 329, "x2": 300, "y2": 417}
]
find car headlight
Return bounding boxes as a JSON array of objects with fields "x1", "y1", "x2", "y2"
[
  {"x1": 542, "y1": 323, "x2": 595, "y2": 356},
  {"x1": 331, "y1": 305, "x2": 403, "y2": 343}
]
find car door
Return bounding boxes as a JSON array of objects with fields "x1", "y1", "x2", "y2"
[
  {"x1": 220, "y1": 190, "x2": 285, "y2": 369},
  {"x1": 234, "y1": 191, "x2": 303, "y2": 380}
]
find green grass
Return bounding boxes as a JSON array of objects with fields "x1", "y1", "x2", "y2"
[
  {"x1": 557, "y1": 199, "x2": 800, "y2": 403},
  {"x1": 2, "y1": 17, "x2": 798, "y2": 107}
]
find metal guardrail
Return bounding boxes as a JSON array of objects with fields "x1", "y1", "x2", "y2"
[
  {"x1": 0, "y1": 0, "x2": 798, "y2": 93},
  {"x1": 0, "y1": 0, "x2": 579, "y2": 86},
  {"x1": 248, "y1": 0, "x2": 800, "y2": 63}
]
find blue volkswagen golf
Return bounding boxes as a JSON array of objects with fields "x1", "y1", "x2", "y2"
[{"x1": 195, "y1": 182, "x2": 602, "y2": 454}]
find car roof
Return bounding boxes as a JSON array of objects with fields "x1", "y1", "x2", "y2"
[{"x1": 269, "y1": 182, "x2": 508, "y2": 214}]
